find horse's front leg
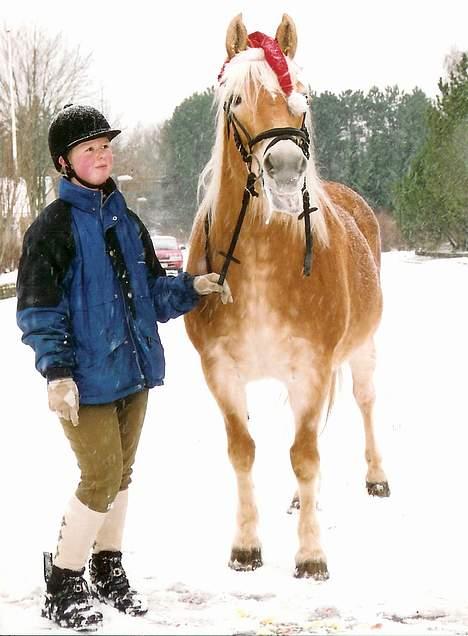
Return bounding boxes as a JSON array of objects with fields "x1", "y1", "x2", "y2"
[
  {"x1": 287, "y1": 372, "x2": 329, "y2": 580},
  {"x1": 202, "y1": 358, "x2": 262, "y2": 571}
]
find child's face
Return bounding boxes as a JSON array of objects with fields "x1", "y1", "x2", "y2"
[{"x1": 66, "y1": 136, "x2": 113, "y2": 186}]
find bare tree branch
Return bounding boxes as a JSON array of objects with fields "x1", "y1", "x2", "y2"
[{"x1": 0, "y1": 25, "x2": 93, "y2": 270}]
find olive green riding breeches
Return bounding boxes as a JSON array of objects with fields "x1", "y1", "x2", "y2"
[{"x1": 60, "y1": 389, "x2": 148, "y2": 512}]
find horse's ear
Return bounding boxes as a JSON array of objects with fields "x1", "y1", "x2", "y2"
[
  {"x1": 275, "y1": 14, "x2": 297, "y2": 59},
  {"x1": 226, "y1": 13, "x2": 249, "y2": 60}
]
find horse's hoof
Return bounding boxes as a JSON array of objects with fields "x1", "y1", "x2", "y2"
[
  {"x1": 229, "y1": 547, "x2": 263, "y2": 571},
  {"x1": 366, "y1": 481, "x2": 391, "y2": 497},
  {"x1": 294, "y1": 560, "x2": 329, "y2": 580},
  {"x1": 287, "y1": 496, "x2": 300, "y2": 514}
]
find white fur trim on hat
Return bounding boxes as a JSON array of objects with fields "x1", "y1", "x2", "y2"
[
  {"x1": 287, "y1": 91, "x2": 308, "y2": 115},
  {"x1": 239, "y1": 48, "x2": 265, "y2": 61}
]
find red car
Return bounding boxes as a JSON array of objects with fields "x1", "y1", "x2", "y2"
[{"x1": 151, "y1": 235, "x2": 184, "y2": 275}]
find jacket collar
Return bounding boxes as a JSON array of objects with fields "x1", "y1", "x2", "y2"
[{"x1": 58, "y1": 177, "x2": 126, "y2": 224}]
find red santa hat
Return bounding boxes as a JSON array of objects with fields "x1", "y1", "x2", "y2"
[{"x1": 219, "y1": 31, "x2": 308, "y2": 116}]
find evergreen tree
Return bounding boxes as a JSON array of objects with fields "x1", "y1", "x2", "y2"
[
  {"x1": 397, "y1": 54, "x2": 468, "y2": 248},
  {"x1": 312, "y1": 87, "x2": 429, "y2": 213},
  {"x1": 158, "y1": 88, "x2": 216, "y2": 235},
  {"x1": 358, "y1": 86, "x2": 401, "y2": 210},
  {"x1": 311, "y1": 90, "x2": 349, "y2": 183},
  {"x1": 154, "y1": 84, "x2": 430, "y2": 244}
]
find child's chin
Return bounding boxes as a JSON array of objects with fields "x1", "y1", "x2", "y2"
[{"x1": 90, "y1": 171, "x2": 111, "y2": 184}]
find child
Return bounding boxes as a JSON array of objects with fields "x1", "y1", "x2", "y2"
[{"x1": 16, "y1": 104, "x2": 232, "y2": 631}]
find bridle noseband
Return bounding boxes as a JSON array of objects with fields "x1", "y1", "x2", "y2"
[{"x1": 207, "y1": 96, "x2": 317, "y2": 285}]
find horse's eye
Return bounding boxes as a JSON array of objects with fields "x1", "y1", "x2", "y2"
[{"x1": 233, "y1": 95, "x2": 242, "y2": 106}]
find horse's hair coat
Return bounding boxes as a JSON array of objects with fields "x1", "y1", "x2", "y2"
[{"x1": 185, "y1": 13, "x2": 389, "y2": 579}]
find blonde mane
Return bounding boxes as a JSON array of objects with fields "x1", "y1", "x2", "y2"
[{"x1": 196, "y1": 48, "x2": 340, "y2": 246}]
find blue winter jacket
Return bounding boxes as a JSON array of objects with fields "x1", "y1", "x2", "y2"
[{"x1": 16, "y1": 177, "x2": 199, "y2": 404}]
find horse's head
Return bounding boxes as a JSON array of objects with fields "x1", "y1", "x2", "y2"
[{"x1": 219, "y1": 14, "x2": 311, "y2": 219}]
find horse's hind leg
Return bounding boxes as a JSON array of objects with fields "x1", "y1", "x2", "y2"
[
  {"x1": 202, "y1": 360, "x2": 262, "y2": 571},
  {"x1": 349, "y1": 337, "x2": 390, "y2": 497}
]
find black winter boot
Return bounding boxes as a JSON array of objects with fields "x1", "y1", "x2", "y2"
[
  {"x1": 42, "y1": 560, "x2": 103, "y2": 631},
  {"x1": 89, "y1": 551, "x2": 148, "y2": 616}
]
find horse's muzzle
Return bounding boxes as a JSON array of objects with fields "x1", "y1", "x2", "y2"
[{"x1": 262, "y1": 139, "x2": 307, "y2": 214}]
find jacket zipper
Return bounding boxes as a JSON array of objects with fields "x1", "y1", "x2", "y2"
[
  {"x1": 117, "y1": 276, "x2": 146, "y2": 388},
  {"x1": 102, "y1": 195, "x2": 146, "y2": 388}
]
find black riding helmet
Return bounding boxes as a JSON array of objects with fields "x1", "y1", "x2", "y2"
[{"x1": 48, "y1": 104, "x2": 121, "y2": 172}]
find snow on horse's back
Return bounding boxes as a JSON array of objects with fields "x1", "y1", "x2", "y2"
[{"x1": 185, "y1": 13, "x2": 389, "y2": 578}]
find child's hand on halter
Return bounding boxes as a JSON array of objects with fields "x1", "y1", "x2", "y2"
[
  {"x1": 193, "y1": 273, "x2": 233, "y2": 304},
  {"x1": 48, "y1": 378, "x2": 80, "y2": 426}
]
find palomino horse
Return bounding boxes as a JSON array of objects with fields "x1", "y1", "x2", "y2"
[{"x1": 184, "y1": 13, "x2": 390, "y2": 579}]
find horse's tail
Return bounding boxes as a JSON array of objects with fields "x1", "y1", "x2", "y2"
[
  {"x1": 326, "y1": 370, "x2": 338, "y2": 422},
  {"x1": 320, "y1": 369, "x2": 341, "y2": 436}
]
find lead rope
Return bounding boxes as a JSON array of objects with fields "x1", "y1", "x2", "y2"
[
  {"x1": 204, "y1": 215, "x2": 213, "y2": 273},
  {"x1": 217, "y1": 171, "x2": 258, "y2": 286}
]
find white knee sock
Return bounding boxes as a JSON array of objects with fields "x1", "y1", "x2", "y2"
[
  {"x1": 93, "y1": 490, "x2": 128, "y2": 553},
  {"x1": 54, "y1": 495, "x2": 106, "y2": 571}
]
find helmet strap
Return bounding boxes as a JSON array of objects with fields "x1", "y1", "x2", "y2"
[{"x1": 63, "y1": 157, "x2": 107, "y2": 190}]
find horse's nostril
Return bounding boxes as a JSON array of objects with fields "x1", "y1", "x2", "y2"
[{"x1": 264, "y1": 154, "x2": 275, "y2": 175}]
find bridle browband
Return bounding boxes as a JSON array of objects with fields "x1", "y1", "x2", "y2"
[{"x1": 208, "y1": 96, "x2": 317, "y2": 285}]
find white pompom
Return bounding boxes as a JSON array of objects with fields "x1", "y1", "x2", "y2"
[{"x1": 287, "y1": 91, "x2": 308, "y2": 115}]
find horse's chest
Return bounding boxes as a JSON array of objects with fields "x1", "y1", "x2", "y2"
[
  {"x1": 236, "y1": 325, "x2": 296, "y2": 380},
  {"x1": 225, "y1": 273, "x2": 308, "y2": 378}
]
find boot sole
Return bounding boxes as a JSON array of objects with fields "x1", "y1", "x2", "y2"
[
  {"x1": 42, "y1": 607, "x2": 103, "y2": 631},
  {"x1": 92, "y1": 589, "x2": 148, "y2": 616}
]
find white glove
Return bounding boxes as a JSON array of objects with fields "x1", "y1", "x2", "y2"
[
  {"x1": 48, "y1": 378, "x2": 79, "y2": 426},
  {"x1": 193, "y1": 273, "x2": 233, "y2": 304}
]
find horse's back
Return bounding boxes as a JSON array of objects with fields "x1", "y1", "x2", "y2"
[{"x1": 325, "y1": 181, "x2": 381, "y2": 270}]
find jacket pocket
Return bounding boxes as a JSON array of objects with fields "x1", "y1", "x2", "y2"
[{"x1": 73, "y1": 298, "x2": 127, "y2": 367}]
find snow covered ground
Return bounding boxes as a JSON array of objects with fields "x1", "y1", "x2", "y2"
[{"x1": 1, "y1": 250, "x2": 468, "y2": 635}]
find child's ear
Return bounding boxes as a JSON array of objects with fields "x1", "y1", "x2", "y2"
[{"x1": 58, "y1": 156, "x2": 68, "y2": 174}]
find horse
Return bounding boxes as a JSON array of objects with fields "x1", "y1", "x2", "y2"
[{"x1": 184, "y1": 13, "x2": 390, "y2": 579}]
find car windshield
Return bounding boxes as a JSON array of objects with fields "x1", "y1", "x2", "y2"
[{"x1": 153, "y1": 236, "x2": 178, "y2": 250}]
